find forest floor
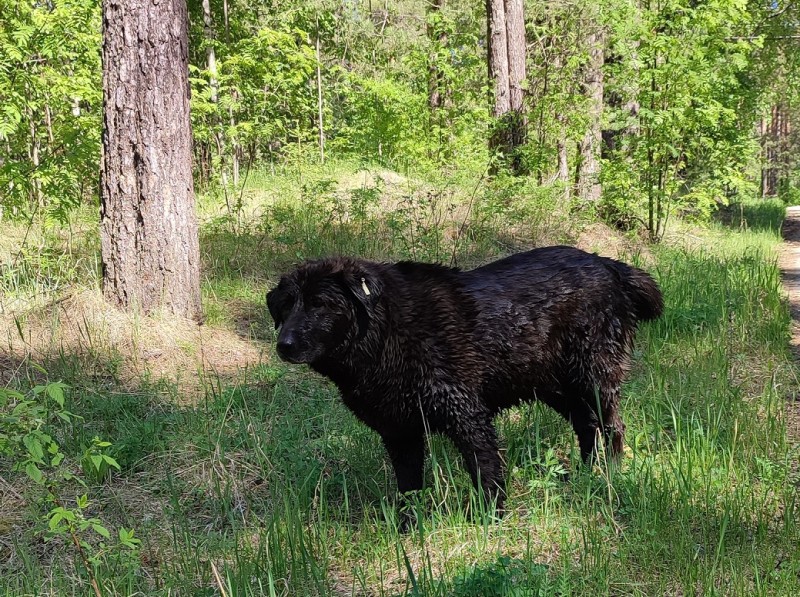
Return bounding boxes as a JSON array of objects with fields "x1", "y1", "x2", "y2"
[{"x1": 779, "y1": 205, "x2": 800, "y2": 443}]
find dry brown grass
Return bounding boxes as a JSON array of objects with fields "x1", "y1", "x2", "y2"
[
  {"x1": 576, "y1": 221, "x2": 652, "y2": 263},
  {"x1": 0, "y1": 288, "x2": 266, "y2": 400}
]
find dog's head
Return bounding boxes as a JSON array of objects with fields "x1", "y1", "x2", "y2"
[{"x1": 267, "y1": 258, "x2": 381, "y2": 364}]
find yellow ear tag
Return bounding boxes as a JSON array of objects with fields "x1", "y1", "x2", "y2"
[{"x1": 361, "y1": 278, "x2": 371, "y2": 296}]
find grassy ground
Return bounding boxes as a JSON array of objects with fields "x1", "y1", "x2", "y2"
[{"x1": 1, "y1": 163, "x2": 799, "y2": 595}]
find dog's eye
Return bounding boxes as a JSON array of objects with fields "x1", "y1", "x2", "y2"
[{"x1": 309, "y1": 295, "x2": 325, "y2": 309}]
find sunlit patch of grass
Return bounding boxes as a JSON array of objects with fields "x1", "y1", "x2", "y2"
[{"x1": 0, "y1": 208, "x2": 100, "y2": 312}]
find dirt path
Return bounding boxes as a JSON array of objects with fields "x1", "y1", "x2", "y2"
[{"x1": 779, "y1": 206, "x2": 800, "y2": 443}]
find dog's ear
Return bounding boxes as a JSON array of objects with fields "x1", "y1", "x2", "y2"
[
  {"x1": 267, "y1": 285, "x2": 288, "y2": 330},
  {"x1": 336, "y1": 265, "x2": 381, "y2": 340},
  {"x1": 338, "y1": 266, "x2": 381, "y2": 309}
]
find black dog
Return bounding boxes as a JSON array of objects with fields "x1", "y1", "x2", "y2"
[{"x1": 267, "y1": 247, "x2": 662, "y2": 518}]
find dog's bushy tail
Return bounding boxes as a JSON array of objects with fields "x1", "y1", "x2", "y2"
[
  {"x1": 626, "y1": 269, "x2": 663, "y2": 322},
  {"x1": 607, "y1": 261, "x2": 664, "y2": 322}
]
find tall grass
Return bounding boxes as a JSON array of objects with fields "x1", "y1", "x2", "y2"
[{"x1": 2, "y1": 173, "x2": 798, "y2": 596}]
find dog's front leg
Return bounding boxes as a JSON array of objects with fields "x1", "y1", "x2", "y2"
[{"x1": 382, "y1": 433, "x2": 425, "y2": 531}]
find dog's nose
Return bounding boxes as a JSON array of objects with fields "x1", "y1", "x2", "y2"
[{"x1": 276, "y1": 334, "x2": 296, "y2": 358}]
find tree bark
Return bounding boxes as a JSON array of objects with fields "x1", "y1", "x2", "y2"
[
  {"x1": 28, "y1": 110, "x2": 42, "y2": 210},
  {"x1": 576, "y1": 28, "x2": 604, "y2": 202},
  {"x1": 486, "y1": 0, "x2": 527, "y2": 175},
  {"x1": 763, "y1": 104, "x2": 782, "y2": 197},
  {"x1": 100, "y1": 0, "x2": 201, "y2": 320},
  {"x1": 202, "y1": 0, "x2": 218, "y2": 103},
  {"x1": 556, "y1": 114, "x2": 569, "y2": 200},
  {"x1": 505, "y1": 0, "x2": 527, "y2": 173},
  {"x1": 760, "y1": 116, "x2": 767, "y2": 197},
  {"x1": 487, "y1": 0, "x2": 510, "y2": 159},
  {"x1": 201, "y1": 0, "x2": 219, "y2": 184},
  {"x1": 316, "y1": 18, "x2": 325, "y2": 164},
  {"x1": 601, "y1": 43, "x2": 639, "y2": 159},
  {"x1": 428, "y1": 0, "x2": 446, "y2": 111}
]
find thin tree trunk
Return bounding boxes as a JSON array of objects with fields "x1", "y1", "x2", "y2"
[
  {"x1": 760, "y1": 116, "x2": 767, "y2": 197},
  {"x1": 223, "y1": 0, "x2": 230, "y2": 43},
  {"x1": 427, "y1": 0, "x2": 453, "y2": 159},
  {"x1": 487, "y1": 0, "x2": 510, "y2": 163},
  {"x1": 779, "y1": 103, "x2": 789, "y2": 194},
  {"x1": 100, "y1": 0, "x2": 201, "y2": 320},
  {"x1": 221, "y1": 0, "x2": 239, "y2": 186},
  {"x1": 44, "y1": 103, "x2": 55, "y2": 145},
  {"x1": 202, "y1": 0, "x2": 218, "y2": 103},
  {"x1": 765, "y1": 104, "x2": 779, "y2": 196},
  {"x1": 504, "y1": 0, "x2": 527, "y2": 174},
  {"x1": 316, "y1": 19, "x2": 325, "y2": 164},
  {"x1": 202, "y1": 0, "x2": 219, "y2": 185},
  {"x1": 576, "y1": 28, "x2": 604, "y2": 202},
  {"x1": 428, "y1": 0, "x2": 445, "y2": 111},
  {"x1": 28, "y1": 109, "x2": 43, "y2": 210},
  {"x1": 556, "y1": 115, "x2": 569, "y2": 201}
]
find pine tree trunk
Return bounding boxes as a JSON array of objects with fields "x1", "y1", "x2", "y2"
[
  {"x1": 576, "y1": 29, "x2": 604, "y2": 202},
  {"x1": 487, "y1": 0, "x2": 527, "y2": 175},
  {"x1": 487, "y1": 0, "x2": 510, "y2": 160},
  {"x1": 100, "y1": 0, "x2": 201, "y2": 320},
  {"x1": 504, "y1": 0, "x2": 527, "y2": 174}
]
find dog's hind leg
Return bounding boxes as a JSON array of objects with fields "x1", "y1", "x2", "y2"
[
  {"x1": 541, "y1": 390, "x2": 601, "y2": 464},
  {"x1": 574, "y1": 384, "x2": 625, "y2": 462},
  {"x1": 598, "y1": 387, "x2": 625, "y2": 458},
  {"x1": 568, "y1": 403, "x2": 602, "y2": 464}
]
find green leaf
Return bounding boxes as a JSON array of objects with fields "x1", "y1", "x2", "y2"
[
  {"x1": 25, "y1": 462, "x2": 43, "y2": 484},
  {"x1": 102, "y1": 454, "x2": 121, "y2": 470},
  {"x1": 92, "y1": 523, "x2": 111, "y2": 539},
  {"x1": 48, "y1": 511, "x2": 64, "y2": 530},
  {"x1": 46, "y1": 383, "x2": 66, "y2": 407},
  {"x1": 22, "y1": 434, "x2": 44, "y2": 461}
]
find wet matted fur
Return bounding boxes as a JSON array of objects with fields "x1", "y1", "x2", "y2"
[{"x1": 267, "y1": 246, "x2": 663, "y2": 518}]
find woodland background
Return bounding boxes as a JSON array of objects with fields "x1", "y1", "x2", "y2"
[
  {"x1": 2, "y1": 1, "x2": 800, "y2": 596},
  {"x1": 3, "y1": 0, "x2": 800, "y2": 234}
]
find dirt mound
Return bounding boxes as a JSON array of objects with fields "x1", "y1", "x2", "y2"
[
  {"x1": 576, "y1": 222, "x2": 652, "y2": 263},
  {"x1": 0, "y1": 289, "x2": 266, "y2": 399}
]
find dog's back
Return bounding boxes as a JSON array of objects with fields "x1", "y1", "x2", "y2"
[{"x1": 458, "y1": 246, "x2": 662, "y2": 414}]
